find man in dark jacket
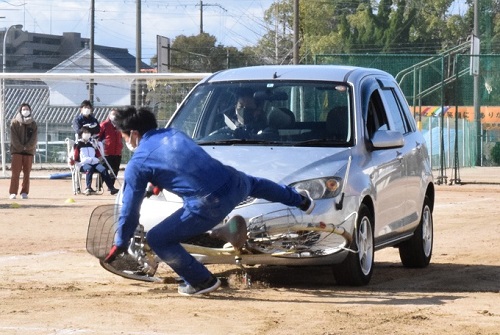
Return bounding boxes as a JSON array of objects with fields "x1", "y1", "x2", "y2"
[{"x1": 72, "y1": 100, "x2": 100, "y2": 139}]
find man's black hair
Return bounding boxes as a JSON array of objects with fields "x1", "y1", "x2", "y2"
[
  {"x1": 80, "y1": 100, "x2": 92, "y2": 108},
  {"x1": 113, "y1": 106, "x2": 158, "y2": 135}
]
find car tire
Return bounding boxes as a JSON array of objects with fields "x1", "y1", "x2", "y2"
[
  {"x1": 332, "y1": 204, "x2": 374, "y2": 286},
  {"x1": 398, "y1": 195, "x2": 433, "y2": 268}
]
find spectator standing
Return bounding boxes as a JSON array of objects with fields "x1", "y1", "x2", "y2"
[
  {"x1": 98, "y1": 109, "x2": 123, "y2": 188},
  {"x1": 9, "y1": 103, "x2": 38, "y2": 199},
  {"x1": 72, "y1": 100, "x2": 100, "y2": 138}
]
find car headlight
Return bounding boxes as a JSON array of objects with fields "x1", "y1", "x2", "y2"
[{"x1": 290, "y1": 177, "x2": 342, "y2": 199}]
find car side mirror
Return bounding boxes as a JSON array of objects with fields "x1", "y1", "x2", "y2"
[{"x1": 370, "y1": 130, "x2": 404, "y2": 150}]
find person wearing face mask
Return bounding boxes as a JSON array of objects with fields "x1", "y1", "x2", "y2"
[
  {"x1": 98, "y1": 109, "x2": 123, "y2": 189},
  {"x1": 208, "y1": 89, "x2": 267, "y2": 140},
  {"x1": 9, "y1": 103, "x2": 38, "y2": 199},
  {"x1": 228, "y1": 90, "x2": 266, "y2": 131},
  {"x1": 72, "y1": 100, "x2": 100, "y2": 139},
  {"x1": 104, "y1": 106, "x2": 314, "y2": 296},
  {"x1": 73, "y1": 126, "x2": 119, "y2": 196}
]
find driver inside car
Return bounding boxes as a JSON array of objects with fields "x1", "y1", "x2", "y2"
[{"x1": 219, "y1": 89, "x2": 267, "y2": 138}]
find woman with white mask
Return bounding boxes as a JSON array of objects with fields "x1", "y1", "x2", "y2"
[{"x1": 9, "y1": 103, "x2": 38, "y2": 199}]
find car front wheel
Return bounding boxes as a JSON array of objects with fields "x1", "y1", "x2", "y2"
[
  {"x1": 398, "y1": 195, "x2": 433, "y2": 267},
  {"x1": 332, "y1": 204, "x2": 374, "y2": 286}
]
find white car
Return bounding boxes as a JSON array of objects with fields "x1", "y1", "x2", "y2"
[{"x1": 117, "y1": 65, "x2": 434, "y2": 286}]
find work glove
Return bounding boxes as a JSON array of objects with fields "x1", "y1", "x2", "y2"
[
  {"x1": 103, "y1": 245, "x2": 128, "y2": 263},
  {"x1": 145, "y1": 183, "x2": 162, "y2": 198}
]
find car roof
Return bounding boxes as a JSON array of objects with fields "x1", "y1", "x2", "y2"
[{"x1": 202, "y1": 65, "x2": 391, "y2": 84}]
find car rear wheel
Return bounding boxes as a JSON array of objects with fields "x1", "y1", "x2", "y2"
[
  {"x1": 398, "y1": 195, "x2": 433, "y2": 267},
  {"x1": 332, "y1": 204, "x2": 374, "y2": 286}
]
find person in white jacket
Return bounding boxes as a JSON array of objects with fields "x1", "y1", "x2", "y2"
[{"x1": 72, "y1": 126, "x2": 119, "y2": 196}]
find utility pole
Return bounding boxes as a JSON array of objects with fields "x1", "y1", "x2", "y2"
[
  {"x1": 200, "y1": 1, "x2": 203, "y2": 34},
  {"x1": 293, "y1": 0, "x2": 299, "y2": 64},
  {"x1": 89, "y1": 0, "x2": 95, "y2": 104},
  {"x1": 275, "y1": 1, "x2": 278, "y2": 64},
  {"x1": 197, "y1": 1, "x2": 226, "y2": 34},
  {"x1": 135, "y1": 0, "x2": 141, "y2": 107}
]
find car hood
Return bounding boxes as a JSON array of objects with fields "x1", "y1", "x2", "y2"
[{"x1": 200, "y1": 145, "x2": 351, "y2": 184}]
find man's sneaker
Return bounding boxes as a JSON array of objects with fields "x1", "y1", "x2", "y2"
[
  {"x1": 297, "y1": 189, "x2": 315, "y2": 214},
  {"x1": 178, "y1": 275, "x2": 221, "y2": 296},
  {"x1": 84, "y1": 188, "x2": 95, "y2": 196},
  {"x1": 9, "y1": 194, "x2": 16, "y2": 199},
  {"x1": 110, "y1": 188, "x2": 119, "y2": 195},
  {"x1": 21, "y1": 193, "x2": 28, "y2": 199}
]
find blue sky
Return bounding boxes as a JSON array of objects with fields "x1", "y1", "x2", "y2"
[{"x1": 1, "y1": 0, "x2": 276, "y2": 63}]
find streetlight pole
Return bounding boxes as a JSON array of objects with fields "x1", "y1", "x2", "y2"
[{"x1": 1, "y1": 24, "x2": 23, "y2": 176}]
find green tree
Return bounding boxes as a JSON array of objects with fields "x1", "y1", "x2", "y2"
[
  {"x1": 168, "y1": 33, "x2": 257, "y2": 72},
  {"x1": 256, "y1": 0, "x2": 295, "y2": 64},
  {"x1": 170, "y1": 33, "x2": 220, "y2": 72},
  {"x1": 381, "y1": 0, "x2": 417, "y2": 52},
  {"x1": 253, "y1": 0, "x2": 476, "y2": 63}
]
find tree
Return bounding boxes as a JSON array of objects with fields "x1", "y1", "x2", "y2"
[
  {"x1": 381, "y1": 0, "x2": 417, "y2": 52},
  {"x1": 252, "y1": 0, "x2": 476, "y2": 63},
  {"x1": 170, "y1": 33, "x2": 220, "y2": 72},
  {"x1": 256, "y1": 0, "x2": 295, "y2": 64},
  {"x1": 167, "y1": 33, "x2": 258, "y2": 72}
]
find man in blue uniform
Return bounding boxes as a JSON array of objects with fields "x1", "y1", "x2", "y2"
[{"x1": 105, "y1": 107, "x2": 314, "y2": 296}]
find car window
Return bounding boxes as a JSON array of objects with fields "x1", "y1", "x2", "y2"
[
  {"x1": 169, "y1": 81, "x2": 353, "y2": 146},
  {"x1": 366, "y1": 90, "x2": 389, "y2": 139},
  {"x1": 381, "y1": 88, "x2": 412, "y2": 135},
  {"x1": 170, "y1": 89, "x2": 211, "y2": 138}
]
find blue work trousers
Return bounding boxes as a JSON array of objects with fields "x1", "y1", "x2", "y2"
[
  {"x1": 81, "y1": 163, "x2": 113, "y2": 190},
  {"x1": 146, "y1": 168, "x2": 302, "y2": 287}
]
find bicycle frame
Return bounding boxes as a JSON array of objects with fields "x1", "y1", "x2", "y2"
[{"x1": 86, "y1": 205, "x2": 355, "y2": 285}]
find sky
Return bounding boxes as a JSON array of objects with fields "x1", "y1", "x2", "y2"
[
  {"x1": 1, "y1": 0, "x2": 469, "y2": 64},
  {"x1": 0, "y1": 0, "x2": 276, "y2": 63}
]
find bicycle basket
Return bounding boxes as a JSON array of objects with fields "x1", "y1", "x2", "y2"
[{"x1": 86, "y1": 204, "x2": 120, "y2": 260}]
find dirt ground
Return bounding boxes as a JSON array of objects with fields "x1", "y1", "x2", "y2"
[{"x1": 0, "y1": 166, "x2": 499, "y2": 335}]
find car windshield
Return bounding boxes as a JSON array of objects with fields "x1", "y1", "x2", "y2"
[{"x1": 169, "y1": 81, "x2": 353, "y2": 147}]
